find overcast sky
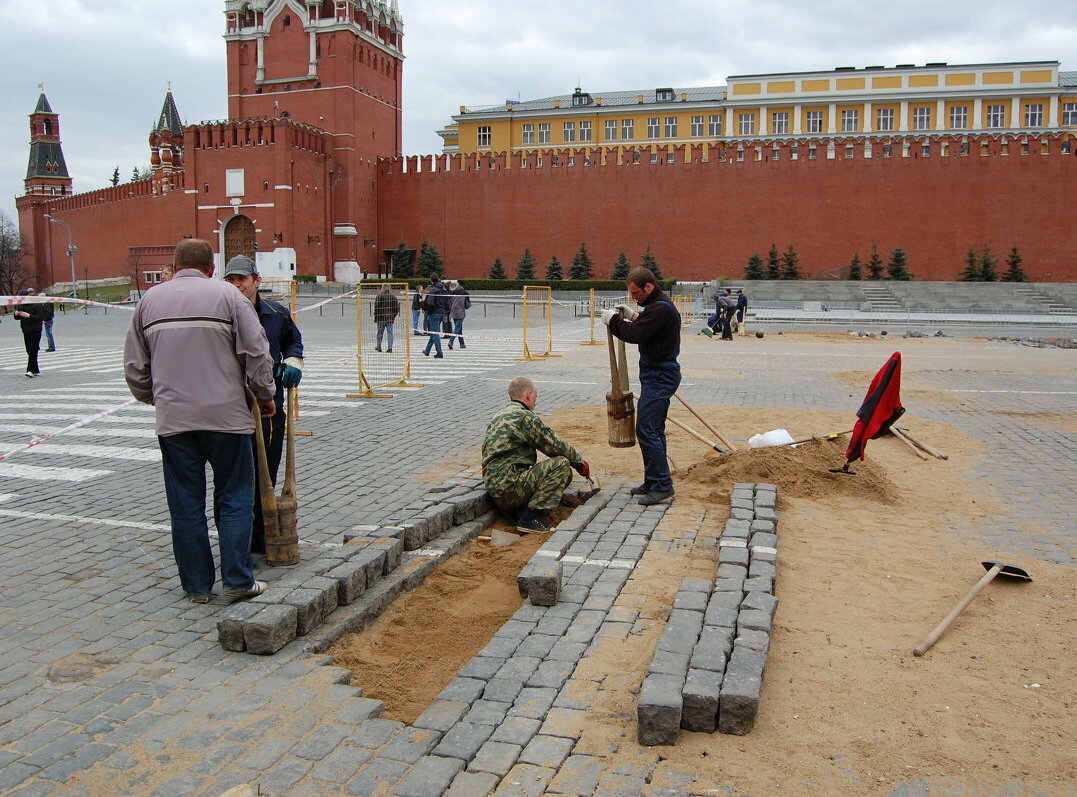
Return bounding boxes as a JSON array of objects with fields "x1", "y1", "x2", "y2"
[{"x1": 2, "y1": 0, "x2": 1075, "y2": 222}]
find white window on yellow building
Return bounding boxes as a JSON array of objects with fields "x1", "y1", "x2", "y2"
[
  {"x1": 876, "y1": 108, "x2": 894, "y2": 131},
  {"x1": 841, "y1": 109, "x2": 859, "y2": 132},
  {"x1": 622, "y1": 119, "x2": 635, "y2": 139},
  {"x1": 691, "y1": 115, "x2": 703, "y2": 136},
  {"x1": 806, "y1": 110, "x2": 823, "y2": 133},
  {"x1": 912, "y1": 107, "x2": 932, "y2": 131},
  {"x1": 949, "y1": 106, "x2": 968, "y2": 130},
  {"x1": 986, "y1": 104, "x2": 1006, "y2": 128},
  {"x1": 1063, "y1": 103, "x2": 1077, "y2": 125},
  {"x1": 738, "y1": 113, "x2": 755, "y2": 135},
  {"x1": 563, "y1": 122, "x2": 576, "y2": 143},
  {"x1": 708, "y1": 114, "x2": 722, "y2": 136},
  {"x1": 664, "y1": 117, "x2": 677, "y2": 137},
  {"x1": 605, "y1": 119, "x2": 617, "y2": 140},
  {"x1": 1024, "y1": 103, "x2": 1043, "y2": 127},
  {"x1": 477, "y1": 126, "x2": 491, "y2": 147},
  {"x1": 580, "y1": 121, "x2": 592, "y2": 142},
  {"x1": 539, "y1": 122, "x2": 550, "y2": 144},
  {"x1": 522, "y1": 123, "x2": 535, "y2": 145},
  {"x1": 647, "y1": 117, "x2": 660, "y2": 137},
  {"x1": 772, "y1": 111, "x2": 789, "y2": 134}
]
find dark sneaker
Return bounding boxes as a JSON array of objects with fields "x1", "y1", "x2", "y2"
[
  {"x1": 187, "y1": 593, "x2": 215, "y2": 604},
  {"x1": 386, "y1": 348, "x2": 392, "y2": 352},
  {"x1": 222, "y1": 580, "x2": 267, "y2": 599},
  {"x1": 434, "y1": 353, "x2": 444, "y2": 359},
  {"x1": 515, "y1": 509, "x2": 552, "y2": 534},
  {"x1": 638, "y1": 489, "x2": 675, "y2": 506},
  {"x1": 374, "y1": 347, "x2": 382, "y2": 352},
  {"x1": 629, "y1": 483, "x2": 650, "y2": 496}
]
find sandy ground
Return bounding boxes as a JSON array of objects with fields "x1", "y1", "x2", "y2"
[{"x1": 330, "y1": 383, "x2": 1075, "y2": 793}]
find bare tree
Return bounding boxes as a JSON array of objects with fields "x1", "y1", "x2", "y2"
[{"x1": 0, "y1": 213, "x2": 32, "y2": 296}]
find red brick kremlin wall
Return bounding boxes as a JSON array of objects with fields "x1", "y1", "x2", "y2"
[{"x1": 376, "y1": 136, "x2": 1077, "y2": 282}]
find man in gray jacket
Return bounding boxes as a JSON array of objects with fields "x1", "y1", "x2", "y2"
[{"x1": 124, "y1": 239, "x2": 276, "y2": 604}]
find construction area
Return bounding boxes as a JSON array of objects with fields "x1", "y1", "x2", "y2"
[{"x1": 0, "y1": 293, "x2": 1074, "y2": 796}]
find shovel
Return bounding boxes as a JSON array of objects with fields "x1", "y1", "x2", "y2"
[{"x1": 913, "y1": 561, "x2": 1032, "y2": 656}]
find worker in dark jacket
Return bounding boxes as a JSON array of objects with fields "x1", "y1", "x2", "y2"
[
  {"x1": 602, "y1": 268, "x2": 680, "y2": 505},
  {"x1": 223, "y1": 256, "x2": 304, "y2": 555},
  {"x1": 735, "y1": 289, "x2": 748, "y2": 336},
  {"x1": 13, "y1": 288, "x2": 46, "y2": 377}
]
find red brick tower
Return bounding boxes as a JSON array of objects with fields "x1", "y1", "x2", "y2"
[
  {"x1": 223, "y1": 0, "x2": 404, "y2": 278},
  {"x1": 17, "y1": 88, "x2": 75, "y2": 288},
  {"x1": 149, "y1": 86, "x2": 185, "y2": 196}
]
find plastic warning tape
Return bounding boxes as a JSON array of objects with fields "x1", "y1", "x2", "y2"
[{"x1": 0, "y1": 399, "x2": 138, "y2": 463}]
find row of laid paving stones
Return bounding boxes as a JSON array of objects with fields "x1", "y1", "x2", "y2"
[{"x1": 638, "y1": 482, "x2": 779, "y2": 744}]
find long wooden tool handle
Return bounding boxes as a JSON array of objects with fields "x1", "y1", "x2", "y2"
[
  {"x1": 250, "y1": 395, "x2": 277, "y2": 510},
  {"x1": 897, "y1": 428, "x2": 949, "y2": 460},
  {"x1": 282, "y1": 388, "x2": 297, "y2": 499},
  {"x1": 673, "y1": 393, "x2": 736, "y2": 452},
  {"x1": 779, "y1": 429, "x2": 853, "y2": 447},
  {"x1": 667, "y1": 415, "x2": 724, "y2": 453},
  {"x1": 606, "y1": 327, "x2": 620, "y2": 394},
  {"x1": 913, "y1": 565, "x2": 1001, "y2": 656},
  {"x1": 892, "y1": 427, "x2": 929, "y2": 460},
  {"x1": 616, "y1": 338, "x2": 631, "y2": 395}
]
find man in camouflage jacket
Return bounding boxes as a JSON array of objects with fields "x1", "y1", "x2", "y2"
[{"x1": 483, "y1": 376, "x2": 590, "y2": 532}]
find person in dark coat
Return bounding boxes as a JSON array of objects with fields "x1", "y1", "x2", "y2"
[
  {"x1": 42, "y1": 300, "x2": 56, "y2": 351},
  {"x1": 735, "y1": 289, "x2": 748, "y2": 336},
  {"x1": 373, "y1": 285, "x2": 400, "y2": 352},
  {"x1": 13, "y1": 288, "x2": 45, "y2": 377},
  {"x1": 447, "y1": 280, "x2": 471, "y2": 349}
]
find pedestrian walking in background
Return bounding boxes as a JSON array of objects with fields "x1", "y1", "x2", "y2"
[
  {"x1": 411, "y1": 285, "x2": 425, "y2": 335},
  {"x1": 447, "y1": 280, "x2": 471, "y2": 349},
  {"x1": 42, "y1": 300, "x2": 56, "y2": 351},
  {"x1": 13, "y1": 288, "x2": 45, "y2": 377},
  {"x1": 422, "y1": 274, "x2": 450, "y2": 358},
  {"x1": 736, "y1": 289, "x2": 748, "y2": 336},
  {"x1": 373, "y1": 284, "x2": 400, "y2": 352},
  {"x1": 124, "y1": 239, "x2": 276, "y2": 604}
]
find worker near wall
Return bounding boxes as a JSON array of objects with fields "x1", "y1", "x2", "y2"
[
  {"x1": 483, "y1": 376, "x2": 590, "y2": 533},
  {"x1": 222, "y1": 255, "x2": 304, "y2": 555},
  {"x1": 601, "y1": 267, "x2": 681, "y2": 506}
]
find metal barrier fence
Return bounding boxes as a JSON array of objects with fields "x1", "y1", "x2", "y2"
[
  {"x1": 347, "y1": 282, "x2": 420, "y2": 398},
  {"x1": 516, "y1": 286, "x2": 559, "y2": 361}
]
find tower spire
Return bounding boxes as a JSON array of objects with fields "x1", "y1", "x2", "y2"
[{"x1": 24, "y1": 88, "x2": 71, "y2": 197}]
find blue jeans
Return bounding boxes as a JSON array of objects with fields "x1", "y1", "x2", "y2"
[
  {"x1": 411, "y1": 308, "x2": 422, "y2": 335},
  {"x1": 448, "y1": 318, "x2": 465, "y2": 348},
  {"x1": 376, "y1": 321, "x2": 394, "y2": 350},
  {"x1": 637, "y1": 364, "x2": 682, "y2": 493},
  {"x1": 43, "y1": 319, "x2": 56, "y2": 350},
  {"x1": 423, "y1": 312, "x2": 444, "y2": 355},
  {"x1": 159, "y1": 431, "x2": 256, "y2": 597}
]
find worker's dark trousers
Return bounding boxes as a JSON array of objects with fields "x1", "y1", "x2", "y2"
[{"x1": 637, "y1": 363, "x2": 681, "y2": 494}]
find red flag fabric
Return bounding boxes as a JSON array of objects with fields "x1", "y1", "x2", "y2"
[{"x1": 845, "y1": 351, "x2": 905, "y2": 462}]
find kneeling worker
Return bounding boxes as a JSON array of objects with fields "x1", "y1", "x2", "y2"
[{"x1": 483, "y1": 376, "x2": 590, "y2": 533}]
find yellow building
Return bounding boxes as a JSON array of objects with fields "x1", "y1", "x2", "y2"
[{"x1": 439, "y1": 61, "x2": 1077, "y2": 155}]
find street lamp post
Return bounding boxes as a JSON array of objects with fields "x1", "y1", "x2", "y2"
[{"x1": 43, "y1": 214, "x2": 78, "y2": 306}]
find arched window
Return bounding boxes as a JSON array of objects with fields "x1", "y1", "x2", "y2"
[{"x1": 43, "y1": 118, "x2": 53, "y2": 136}]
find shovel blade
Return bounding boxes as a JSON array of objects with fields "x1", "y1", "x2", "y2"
[{"x1": 982, "y1": 561, "x2": 1032, "y2": 581}]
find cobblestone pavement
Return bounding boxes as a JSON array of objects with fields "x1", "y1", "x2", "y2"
[{"x1": 0, "y1": 307, "x2": 1073, "y2": 795}]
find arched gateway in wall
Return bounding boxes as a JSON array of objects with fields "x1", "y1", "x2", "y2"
[{"x1": 223, "y1": 215, "x2": 255, "y2": 263}]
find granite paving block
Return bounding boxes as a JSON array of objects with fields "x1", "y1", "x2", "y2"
[
  {"x1": 393, "y1": 755, "x2": 465, "y2": 797},
  {"x1": 445, "y1": 770, "x2": 499, "y2": 797},
  {"x1": 749, "y1": 531, "x2": 778, "y2": 550},
  {"x1": 370, "y1": 537, "x2": 404, "y2": 574},
  {"x1": 463, "y1": 699, "x2": 511, "y2": 727},
  {"x1": 346, "y1": 758, "x2": 410, "y2": 796},
  {"x1": 749, "y1": 519, "x2": 776, "y2": 535},
  {"x1": 718, "y1": 546, "x2": 750, "y2": 567},
  {"x1": 748, "y1": 560, "x2": 776, "y2": 581},
  {"x1": 306, "y1": 576, "x2": 341, "y2": 617},
  {"x1": 672, "y1": 590, "x2": 708, "y2": 612},
  {"x1": 679, "y1": 577, "x2": 712, "y2": 594},
  {"x1": 380, "y1": 727, "x2": 440, "y2": 764},
  {"x1": 741, "y1": 591, "x2": 779, "y2": 619},
  {"x1": 326, "y1": 560, "x2": 368, "y2": 605},
  {"x1": 517, "y1": 560, "x2": 562, "y2": 606},
  {"x1": 545, "y1": 754, "x2": 605, "y2": 796},
  {"x1": 716, "y1": 563, "x2": 747, "y2": 581},
  {"x1": 737, "y1": 609, "x2": 773, "y2": 634},
  {"x1": 647, "y1": 650, "x2": 691, "y2": 678},
  {"x1": 717, "y1": 670, "x2": 762, "y2": 735},
  {"x1": 413, "y1": 701, "x2": 469, "y2": 733},
  {"x1": 436, "y1": 678, "x2": 485, "y2": 706},
  {"x1": 481, "y1": 678, "x2": 524, "y2": 705},
  {"x1": 735, "y1": 629, "x2": 771, "y2": 653},
  {"x1": 703, "y1": 604, "x2": 739, "y2": 628},
  {"x1": 283, "y1": 588, "x2": 325, "y2": 636},
  {"x1": 467, "y1": 739, "x2": 521, "y2": 777},
  {"x1": 729, "y1": 507, "x2": 754, "y2": 521},
  {"x1": 753, "y1": 506, "x2": 778, "y2": 523},
  {"x1": 242, "y1": 604, "x2": 298, "y2": 655},
  {"x1": 491, "y1": 715, "x2": 542, "y2": 746},
  {"x1": 518, "y1": 733, "x2": 574, "y2": 769},
  {"x1": 722, "y1": 521, "x2": 750, "y2": 539},
  {"x1": 433, "y1": 722, "x2": 495, "y2": 761},
  {"x1": 690, "y1": 626, "x2": 734, "y2": 673},
  {"x1": 681, "y1": 668, "x2": 722, "y2": 733},
  {"x1": 497, "y1": 762, "x2": 556, "y2": 797},
  {"x1": 216, "y1": 603, "x2": 262, "y2": 652},
  {"x1": 636, "y1": 674, "x2": 682, "y2": 746},
  {"x1": 511, "y1": 687, "x2": 557, "y2": 720},
  {"x1": 742, "y1": 575, "x2": 774, "y2": 594}
]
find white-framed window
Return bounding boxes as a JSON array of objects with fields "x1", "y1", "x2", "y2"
[
  {"x1": 840, "y1": 109, "x2": 859, "y2": 132},
  {"x1": 845, "y1": 143, "x2": 855, "y2": 158},
  {"x1": 605, "y1": 119, "x2": 618, "y2": 140},
  {"x1": 622, "y1": 119, "x2": 635, "y2": 139},
  {"x1": 882, "y1": 142, "x2": 893, "y2": 158},
  {"x1": 647, "y1": 117, "x2": 660, "y2": 138},
  {"x1": 522, "y1": 123, "x2": 535, "y2": 145},
  {"x1": 664, "y1": 117, "x2": 677, "y2": 137},
  {"x1": 538, "y1": 122, "x2": 550, "y2": 144},
  {"x1": 563, "y1": 122, "x2": 576, "y2": 143},
  {"x1": 691, "y1": 115, "x2": 703, "y2": 136},
  {"x1": 144, "y1": 271, "x2": 163, "y2": 284},
  {"x1": 912, "y1": 107, "x2": 932, "y2": 131},
  {"x1": 790, "y1": 144, "x2": 799, "y2": 160},
  {"x1": 667, "y1": 152, "x2": 675, "y2": 163},
  {"x1": 1024, "y1": 103, "x2": 1043, "y2": 127},
  {"x1": 771, "y1": 146, "x2": 780, "y2": 160},
  {"x1": 806, "y1": 110, "x2": 823, "y2": 133},
  {"x1": 477, "y1": 125, "x2": 491, "y2": 147},
  {"x1": 986, "y1": 104, "x2": 1006, "y2": 128},
  {"x1": 921, "y1": 142, "x2": 931, "y2": 157},
  {"x1": 808, "y1": 144, "x2": 817, "y2": 160},
  {"x1": 708, "y1": 114, "x2": 722, "y2": 136},
  {"x1": 949, "y1": 106, "x2": 968, "y2": 130},
  {"x1": 1064, "y1": 103, "x2": 1077, "y2": 126},
  {"x1": 650, "y1": 153, "x2": 659, "y2": 164},
  {"x1": 579, "y1": 121, "x2": 592, "y2": 142},
  {"x1": 771, "y1": 111, "x2": 789, "y2": 135},
  {"x1": 738, "y1": 113, "x2": 755, "y2": 135},
  {"x1": 876, "y1": 107, "x2": 894, "y2": 131}
]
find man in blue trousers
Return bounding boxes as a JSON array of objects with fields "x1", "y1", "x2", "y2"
[{"x1": 601, "y1": 267, "x2": 681, "y2": 506}]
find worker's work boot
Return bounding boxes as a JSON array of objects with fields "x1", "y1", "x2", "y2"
[
  {"x1": 516, "y1": 508, "x2": 552, "y2": 534},
  {"x1": 629, "y1": 483, "x2": 650, "y2": 496},
  {"x1": 638, "y1": 488, "x2": 675, "y2": 506}
]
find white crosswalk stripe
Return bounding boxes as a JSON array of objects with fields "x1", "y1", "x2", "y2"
[{"x1": 0, "y1": 463, "x2": 113, "y2": 482}]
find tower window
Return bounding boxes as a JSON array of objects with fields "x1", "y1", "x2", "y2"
[{"x1": 283, "y1": 14, "x2": 291, "y2": 27}]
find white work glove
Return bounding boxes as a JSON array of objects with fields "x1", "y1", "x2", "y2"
[
  {"x1": 600, "y1": 308, "x2": 618, "y2": 325},
  {"x1": 614, "y1": 304, "x2": 637, "y2": 321}
]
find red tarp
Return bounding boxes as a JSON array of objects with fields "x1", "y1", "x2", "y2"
[{"x1": 845, "y1": 351, "x2": 905, "y2": 462}]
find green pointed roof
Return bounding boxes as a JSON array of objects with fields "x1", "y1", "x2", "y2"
[
  {"x1": 153, "y1": 88, "x2": 184, "y2": 135},
  {"x1": 34, "y1": 92, "x2": 55, "y2": 115},
  {"x1": 26, "y1": 142, "x2": 70, "y2": 180}
]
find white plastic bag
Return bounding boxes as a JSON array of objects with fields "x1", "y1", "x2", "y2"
[{"x1": 748, "y1": 429, "x2": 795, "y2": 448}]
